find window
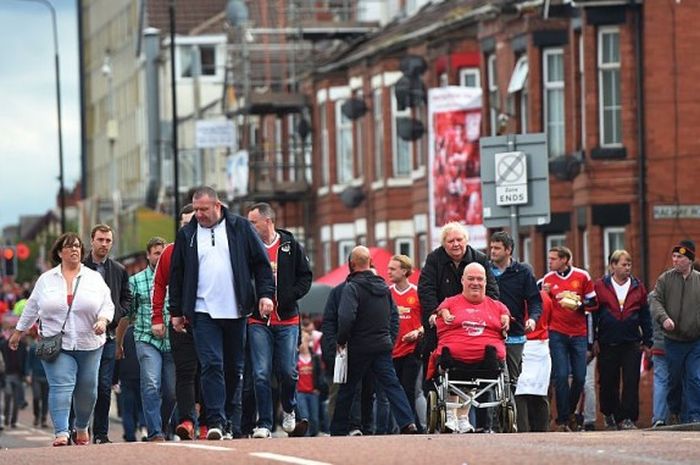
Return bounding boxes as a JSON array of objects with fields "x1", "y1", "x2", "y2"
[
  {"x1": 178, "y1": 44, "x2": 219, "y2": 78},
  {"x1": 487, "y1": 54, "x2": 499, "y2": 136},
  {"x1": 415, "y1": 105, "x2": 427, "y2": 168},
  {"x1": 323, "y1": 242, "x2": 332, "y2": 273},
  {"x1": 373, "y1": 90, "x2": 384, "y2": 181},
  {"x1": 546, "y1": 234, "x2": 567, "y2": 262},
  {"x1": 392, "y1": 86, "x2": 412, "y2": 177},
  {"x1": 338, "y1": 240, "x2": 355, "y2": 265},
  {"x1": 395, "y1": 237, "x2": 414, "y2": 258},
  {"x1": 543, "y1": 49, "x2": 565, "y2": 158},
  {"x1": 336, "y1": 101, "x2": 354, "y2": 184},
  {"x1": 275, "y1": 117, "x2": 283, "y2": 182},
  {"x1": 598, "y1": 28, "x2": 622, "y2": 147},
  {"x1": 319, "y1": 103, "x2": 329, "y2": 186},
  {"x1": 522, "y1": 237, "x2": 532, "y2": 265},
  {"x1": 604, "y1": 227, "x2": 625, "y2": 266},
  {"x1": 417, "y1": 233, "x2": 428, "y2": 267},
  {"x1": 582, "y1": 230, "x2": 590, "y2": 271},
  {"x1": 507, "y1": 56, "x2": 529, "y2": 135},
  {"x1": 357, "y1": 235, "x2": 367, "y2": 246},
  {"x1": 354, "y1": 92, "x2": 365, "y2": 177},
  {"x1": 459, "y1": 67, "x2": 481, "y2": 88}
]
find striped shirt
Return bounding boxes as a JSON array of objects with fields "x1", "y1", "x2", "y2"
[{"x1": 128, "y1": 266, "x2": 170, "y2": 352}]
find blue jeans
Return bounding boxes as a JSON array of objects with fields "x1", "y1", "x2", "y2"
[
  {"x1": 42, "y1": 347, "x2": 103, "y2": 437},
  {"x1": 192, "y1": 313, "x2": 246, "y2": 429},
  {"x1": 248, "y1": 323, "x2": 299, "y2": 429},
  {"x1": 93, "y1": 338, "x2": 116, "y2": 438},
  {"x1": 549, "y1": 330, "x2": 588, "y2": 424},
  {"x1": 135, "y1": 342, "x2": 176, "y2": 438},
  {"x1": 120, "y1": 379, "x2": 142, "y2": 441},
  {"x1": 296, "y1": 392, "x2": 319, "y2": 436},
  {"x1": 331, "y1": 351, "x2": 414, "y2": 436},
  {"x1": 374, "y1": 384, "x2": 395, "y2": 434},
  {"x1": 652, "y1": 354, "x2": 670, "y2": 424},
  {"x1": 665, "y1": 337, "x2": 700, "y2": 423}
]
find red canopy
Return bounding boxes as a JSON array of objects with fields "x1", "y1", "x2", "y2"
[{"x1": 315, "y1": 247, "x2": 420, "y2": 286}]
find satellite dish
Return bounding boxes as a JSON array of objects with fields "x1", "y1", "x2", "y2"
[
  {"x1": 297, "y1": 118, "x2": 311, "y2": 140},
  {"x1": 549, "y1": 154, "x2": 582, "y2": 181},
  {"x1": 399, "y1": 55, "x2": 428, "y2": 77},
  {"x1": 397, "y1": 117, "x2": 425, "y2": 141},
  {"x1": 341, "y1": 98, "x2": 368, "y2": 120},
  {"x1": 339, "y1": 186, "x2": 365, "y2": 209}
]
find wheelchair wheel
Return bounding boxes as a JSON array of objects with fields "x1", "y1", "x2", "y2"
[
  {"x1": 497, "y1": 403, "x2": 517, "y2": 433},
  {"x1": 427, "y1": 390, "x2": 444, "y2": 433}
]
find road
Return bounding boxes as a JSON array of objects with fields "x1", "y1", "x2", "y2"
[{"x1": 2, "y1": 426, "x2": 699, "y2": 465}]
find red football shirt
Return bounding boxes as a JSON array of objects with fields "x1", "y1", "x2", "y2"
[
  {"x1": 527, "y1": 291, "x2": 553, "y2": 341},
  {"x1": 390, "y1": 283, "x2": 422, "y2": 359},
  {"x1": 297, "y1": 354, "x2": 315, "y2": 394},
  {"x1": 542, "y1": 266, "x2": 596, "y2": 337},
  {"x1": 427, "y1": 294, "x2": 509, "y2": 379}
]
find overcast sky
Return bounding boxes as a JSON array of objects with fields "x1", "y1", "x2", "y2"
[{"x1": 0, "y1": 0, "x2": 80, "y2": 232}]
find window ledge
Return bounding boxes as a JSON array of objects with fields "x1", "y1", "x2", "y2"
[
  {"x1": 331, "y1": 183, "x2": 348, "y2": 194},
  {"x1": 371, "y1": 180, "x2": 385, "y2": 191},
  {"x1": 317, "y1": 186, "x2": 330, "y2": 197},
  {"x1": 411, "y1": 166, "x2": 426, "y2": 180},
  {"x1": 590, "y1": 146, "x2": 626, "y2": 160},
  {"x1": 386, "y1": 177, "x2": 413, "y2": 187}
]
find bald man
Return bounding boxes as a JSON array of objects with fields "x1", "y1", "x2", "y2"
[{"x1": 331, "y1": 246, "x2": 418, "y2": 436}]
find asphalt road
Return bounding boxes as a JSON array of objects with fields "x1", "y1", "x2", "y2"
[{"x1": 2, "y1": 428, "x2": 699, "y2": 465}]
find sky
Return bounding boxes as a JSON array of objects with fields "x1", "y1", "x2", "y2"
[{"x1": 0, "y1": 0, "x2": 80, "y2": 232}]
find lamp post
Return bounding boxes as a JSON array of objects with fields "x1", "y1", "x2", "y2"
[
  {"x1": 101, "y1": 54, "x2": 120, "y2": 250},
  {"x1": 18, "y1": 0, "x2": 66, "y2": 233}
]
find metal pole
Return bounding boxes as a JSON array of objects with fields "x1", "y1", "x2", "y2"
[
  {"x1": 19, "y1": 0, "x2": 65, "y2": 233},
  {"x1": 169, "y1": 0, "x2": 180, "y2": 236},
  {"x1": 507, "y1": 135, "x2": 519, "y2": 261}
]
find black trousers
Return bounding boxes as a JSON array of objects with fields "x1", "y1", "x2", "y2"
[
  {"x1": 394, "y1": 354, "x2": 422, "y2": 430},
  {"x1": 598, "y1": 342, "x2": 642, "y2": 422},
  {"x1": 169, "y1": 326, "x2": 203, "y2": 424}
]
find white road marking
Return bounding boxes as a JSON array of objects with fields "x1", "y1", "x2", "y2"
[
  {"x1": 25, "y1": 436, "x2": 51, "y2": 441},
  {"x1": 249, "y1": 452, "x2": 334, "y2": 465},
  {"x1": 2, "y1": 431, "x2": 29, "y2": 436},
  {"x1": 158, "y1": 442, "x2": 232, "y2": 452}
]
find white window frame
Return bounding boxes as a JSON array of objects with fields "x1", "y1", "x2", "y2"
[
  {"x1": 415, "y1": 105, "x2": 428, "y2": 168},
  {"x1": 522, "y1": 237, "x2": 532, "y2": 265},
  {"x1": 417, "y1": 233, "x2": 428, "y2": 268},
  {"x1": 546, "y1": 234, "x2": 567, "y2": 262},
  {"x1": 459, "y1": 67, "x2": 481, "y2": 88},
  {"x1": 603, "y1": 227, "x2": 625, "y2": 266},
  {"x1": 354, "y1": 91, "x2": 365, "y2": 178},
  {"x1": 323, "y1": 242, "x2": 332, "y2": 273},
  {"x1": 275, "y1": 117, "x2": 283, "y2": 182},
  {"x1": 543, "y1": 48, "x2": 565, "y2": 158},
  {"x1": 582, "y1": 230, "x2": 590, "y2": 271},
  {"x1": 338, "y1": 240, "x2": 355, "y2": 265},
  {"x1": 319, "y1": 103, "x2": 329, "y2": 186},
  {"x1": 373, "y1": 90, "x2": 384, "y2": 181},
  {"x1": 439, "y1": 72, "x2": 449, "y2": 87},
  {"x1": 391, "y1": 86, "x2": 413, "y2": 177},
  {"x1": 395, "y1": 237, "x2": 414, "y2": 258},
  {"x1": 335, "y1": 100, "x2": 354, "y2": 184},
  {"x1": 487, "y1": 54, "x2": 499, "y2": 136},
  {"x1": 174, "y1": 36, "x2": 226, "y2": 82},
  {"x1": 579, "y1": 33, "x2": 586, "y2": 150},
  {"x1": 598, "y1": 27, "x2": 622, "y2": 147}
]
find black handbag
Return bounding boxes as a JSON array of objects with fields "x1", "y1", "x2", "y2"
[{"x1": 36, "y1": 276, "x2": 81, "y2": 362}]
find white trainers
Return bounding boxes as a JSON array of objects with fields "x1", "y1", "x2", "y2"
[
  {"x1": 445, "y1": 411, "x2": 458, "y2": 432},
  {"x1": 458, "y1": 415, "x2": 474, "y2": 433},
  {"x1": 348, "y1": 429, "x2": 363, "y2": 436},
  {"x1": 252, "y1": 427, "x2": 272, "y2": 438},
  {"x1": 206, "y1": 427, "x2": 223, "y2": 440},
  {"x1": 282, "y1": 411, "x2": 296, "y2": 434}
]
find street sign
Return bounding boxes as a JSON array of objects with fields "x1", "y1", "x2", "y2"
[
  {"x1": 480, "y1": 133, "x2": 551, "y2": 228},
  {"x1": 495, "y1": 151, "x2": 528, "y2": 205}
]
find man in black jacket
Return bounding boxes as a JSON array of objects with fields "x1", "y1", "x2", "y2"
[
  {"x1": 84, "y1": 223, "x2": 131, "y2": 444},
  {"x1": 246, "y1": 202, "x2": 312, "y2": 438},
  {"x1": 169, "y1": 186, "x2": 275, "y2": 440},
  {"x1": 330, "y1": 246, "x2": 417, "y2": 436}
]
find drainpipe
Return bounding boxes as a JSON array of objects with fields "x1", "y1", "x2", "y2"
[{"x1": 634, "y1": 5, "x2": 649, "y2": 285}]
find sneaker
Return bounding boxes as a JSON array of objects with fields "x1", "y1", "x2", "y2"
[
  {"x1": 652, "y1": 420, "x2": 666, "y2": 428},
  {"x1": 445, "y1": 410, "x2": 459, "y2": 432},
  {"x1": 668, "y1": 413, "x2": 680, "y2": 425},
  {"x1": 94, "y1": 435, "x2": 112, "y2": 444},
  {"x1": 619, "y1": 419, "x2": 637, "y2": 430},
  {"x1": 175, "y1": 420, "x2": 195, "y2": 440},
  {"x1": 568, "y1": 414, "x2": 581, "y2": 432},
  {"x1": 457, "y1": 415, "x2": 475, "y2": 433},
  {"x1": 206, "y1": 427, "x2": 223, "y2": 440},
  {"x1": 282, "y1": 410, "x2": 296, "y2": 434},
  {"x1": 583, "y1": 422, "x2": 596, "y2": 431},
  {"x1": 604, "y1": 415, "x2": 618, "y2": 431},
  {"x1": 147, "y1": 435, "x2": 166, "y2": 442},
  {"x1": 348, "y1": 429, "x2": 363, "y2": 436},
  {"x1": 252, "y1": 427, "x2": 272, "y2": 438},
  {"x1": 197, "y1": 425, "x2": 208, "y2": 440},
  {"x1": 400, "y1": 423, "x2": 418, "y2": 434},
  {"x1": 556, "y1": 423, "x2": 572, "y2": 432},
  {"x1": 289, "y1": 419, "x2": 309, "y2": 437}
]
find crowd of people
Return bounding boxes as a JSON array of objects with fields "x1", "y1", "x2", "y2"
[{"x1": 1, "y1": 185, "x2": 699, "y2": 447}]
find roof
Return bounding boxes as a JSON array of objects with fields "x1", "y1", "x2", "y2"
[{"x1": 146, "y1": 0, "x2": 227, "y2": 35}]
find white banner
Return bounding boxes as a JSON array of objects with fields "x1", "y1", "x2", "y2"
[
  {"x1": 195, "y1": 120, "x2": 236, "y2": 149},
  {"x1": 226, "y1": 150, "x2": 249, "y2": 200}
]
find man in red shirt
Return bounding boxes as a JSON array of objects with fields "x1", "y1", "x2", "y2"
[
  {"x1": 541, "y1": 246, "x2": 597, "y2": 432},
  {"x1": 388, "y1": 255, "x2": 424, "y2": 432}
]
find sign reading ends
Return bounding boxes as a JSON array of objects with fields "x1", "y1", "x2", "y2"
[{"x1": 495, "y1": 151, "x2": 528, "y2": 206}]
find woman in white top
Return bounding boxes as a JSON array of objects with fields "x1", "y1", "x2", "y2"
[{"x1": 8, "y1": 232, "x2": 114, "y2": 447}]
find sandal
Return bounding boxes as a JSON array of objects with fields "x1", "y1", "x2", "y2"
[
  {"x1": 53, "y1": 436, "x2": 70, "y2": 447},
  {"x1": 74, "y1": 430, "x2": 90, "y2": 445}
]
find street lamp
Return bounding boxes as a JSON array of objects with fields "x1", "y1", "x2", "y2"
[
  {"x1": 102, "y1": 53, "x2": 120, "y2": 248},
  {"x1": 17, "y1": 0, "x2": 66, "y2": 233}
]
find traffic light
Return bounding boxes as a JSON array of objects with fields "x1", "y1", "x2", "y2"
[{"x1": 2, "y1": 246, "x2": 16, "y2": 277}]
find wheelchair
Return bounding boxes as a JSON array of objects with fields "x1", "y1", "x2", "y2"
[{"x1": 426, "y1": 345, "x2": 517, "y2": 433}]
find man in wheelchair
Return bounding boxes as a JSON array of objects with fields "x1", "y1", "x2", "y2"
[{"x1": 426, "y1": 263, "x2": 513, "y2": 433}]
